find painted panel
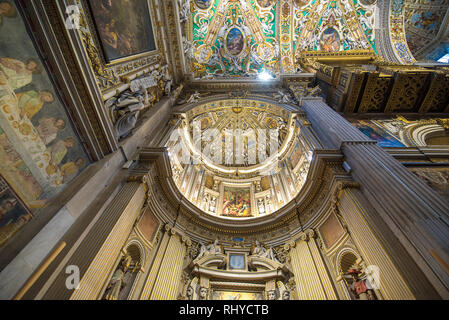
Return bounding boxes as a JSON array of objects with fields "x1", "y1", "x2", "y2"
[
  {"x1": 352, "y1": 120, "x2": 405, "y2": 148},
  {"x1": 87, "y1": 0, "x2": 156, "y2": 63},
  {"x1": 0, "y1": 1, "x2": 89, "y2": 246},
  {"x1": 212, "y1": 291, "x2": 263, "y2": 300},
  {"x1": 319, "y1": 213, "x2": 345, "y2": 248},
  {"x1": 137, "y1": 207, "x2": 159, "y2": 243},
  {"x1": 222, "y1": 186, "x2": 252, "y2": 217}
]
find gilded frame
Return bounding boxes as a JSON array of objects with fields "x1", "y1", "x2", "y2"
[{"x1": 79, "y1": 0, "x2": 159, "y2": 67}]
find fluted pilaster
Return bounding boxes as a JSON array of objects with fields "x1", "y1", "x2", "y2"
[
  {"x1": 286, "y1": 230, "x2": 338, "y2": 300},
  {"x1": 302, "y1": 97, "x2": 449, "y2": 298}
]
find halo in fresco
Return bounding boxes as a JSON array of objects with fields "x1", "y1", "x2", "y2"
[
  {"x1": 256, "y1": 0, "x2": 276, "y2": 8},
  {"x1": 320, "y1": 28, "x2": 340, "y2": 52},
  {"x1": 225, "y1": 27, "x2": 245, "y2": 56},
  {"x1": 194, "y1": 0, "x2": 213, "y2": 10},
  {"x1": 293, "y1": 0, "x2": 311, "y2": 8}
]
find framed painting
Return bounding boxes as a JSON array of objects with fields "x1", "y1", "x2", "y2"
[
  {"x1": 221, "y1": 186, "x2": 253, "y2": 218},
  {"x1": 86, "y1": 0, "x2": 157, "y2": 64}
]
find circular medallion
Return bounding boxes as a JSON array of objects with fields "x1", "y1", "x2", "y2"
[
  {"x1": 256, "y1": 43, "x2": 275, "y2": 61},
  {"x1": 225, "y1": 27, "x2": 245, "y2": 56},
  {"x1": 195, "y1": 44, "x2": 212, "y2": 64},
  {"x1": 320, "y1": 28, "x2": 340, "y2": 52},
  {"x1": 194, "y1": 0, "x2": 213, "y2": 10}
]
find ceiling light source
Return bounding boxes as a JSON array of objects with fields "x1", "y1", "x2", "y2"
[{"x1": 258, "y1": 70, "x2": 274, "y2": 81}]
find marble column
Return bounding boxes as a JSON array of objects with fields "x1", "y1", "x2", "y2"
[
  {"x1": 287, "y1": 230, "x2": 338, "y2": 300},
  {"x1": 139, "y1": 225, "x2": 190, "y2": 300},
  {"x1": 302, "y1": 97, "x2": 449, "y2": 299}
]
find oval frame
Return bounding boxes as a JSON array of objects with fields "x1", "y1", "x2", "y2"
[
  {"x1": 194, "y1": 0, "x2": 213, "y2": 10},
  {"x1": 224, "y1": 27, "x2": 246, "y2": 58}
]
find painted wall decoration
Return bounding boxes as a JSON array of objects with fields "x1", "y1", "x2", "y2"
[
  {"x1": 87, "y1": 0, "x2": 156, "y2": 63},
  {"x1": 294, "y1": 0, "x2": 311, "y2": 8},
  {"x1": 410, "y1": 11, "x2": 440, "y2": 32},
  {"x1": 137, "y1": 207, "x2": 160, "y2": 243},
  {"x1": 0, "y1": 1, "x2": 89, "y2": 246},
  {"x1": 184, "y1": 0, "x2": 280, "y2": 79},
  {"x1": 288, "y1": 139, "x2": 303, "y2": 170},
  {"x1": 352, "y1": 120, "x2": 405, "y2": 147},
  {"x1": 403, "y1": 0, "x2": 449, "y2": 60},
  {"x1": 194, "y1": 0, "x2": 213, "y2": 10},
  {"x1": 222, "y1": 186, "x2": 252, "y2": 217},
  {"x1": 212, "y1": 291, "x2": 263, "y2": 300},
  {"x1": 293, "y1": 0, "x2": 377, "y2": 55},
  {"x1": 320, "y1": 28, "x2": 340, "y2": 52},
  {"x1": 318, "y1": 213, "x2": 345, "y2": 248},
  {"x1": 225, "y1": 27, "x2": 245, "y2": 56},
  {"x1": 256, "y1": 0, "x2": 276, "y2": 8},
  {"x1": 410, "y1": 167, "x2": 449, "y2": 203},
  {"x1": 0, "y1": 176, "x2": 32, "y2": 247}
]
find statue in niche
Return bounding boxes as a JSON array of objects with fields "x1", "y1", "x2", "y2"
[
  {"x1": 346, "y1": 268, "x2": 377, "y2": 300},
  {"x1": 103, "y1": 254, "x2": 133, "y2": 300},
  {"x1": 195, "y1": 239, "x2": 223, "y2": 260},
  {"x1": 251, "y1": 240, "x2": 278, "y2": 262}
]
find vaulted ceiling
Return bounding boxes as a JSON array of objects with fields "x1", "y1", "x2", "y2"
[
  {"x1": 404, "y1": 0, "x2": 449, "y2": 60},
  {"x1": 179, "y1": 0, "x2": 378, "y2": 80}
]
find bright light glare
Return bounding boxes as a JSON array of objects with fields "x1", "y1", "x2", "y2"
[
  {"x1": 258, "y1": 70, "x2": 274, "y2": 81},
  {"x1": 437, "y1": 54, "x2": 449, "y2": 63}
]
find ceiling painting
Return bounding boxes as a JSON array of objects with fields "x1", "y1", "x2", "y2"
[
  {"x1": 179, "y1": 0, "x2": 379, "y2": 79},
  {"x1": 403, "y1": 0, "x2": 449, "y2": 59}
]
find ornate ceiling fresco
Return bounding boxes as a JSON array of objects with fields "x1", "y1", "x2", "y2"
[
  {"x1": 179, "y1": 0, "x2": 379, "y2": 79},
  {"x1": 404, "y1": 0, "x2": 449, "y2": 60},
  {"x1": 166, "y1": 99, "x2": 313, "y2": 218}
]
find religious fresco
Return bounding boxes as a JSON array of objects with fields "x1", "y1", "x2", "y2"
[
  {"x1": 293, "y1": 0, "x2": 377, "y2": 55},
  {"x1": 352, "y1": 120, "x2": 405, "y2": 147},
  {"x1": 181, "y1": 0, "x2": 379, "y2": 78},
  {"x1": 222, "y1": 186, "x2": 252, "y2": 218},
  {"x1": 0, "y1": 176, "x2": 32, "y2": 247},
  {"x1": 410, "y1": 11, "x2": 440, "y2": 32},
  {"x1": 404, "y1": 1, "x2": 449, "y2": 59},
  {"x1": 0, "y1": 1, "x2": 89, "y2": 246},
  {"x1": 320, "y1": 28, "x2": 340, "y2": 52},
  {"x1": 225, "y1": 28, "x2": 245, "y2": 56},
  {"x1": 409, "y1": 167, "x2": 449, "y2": 203},
  {"x1": 212, "y1": 291, "x2": 263, "y2": 300},
  {"x1": 185, "y1": 0, "x2": 279, "y2": 79},
  {"x1": 87, "y1": 0, "x2": 156, "y2": 63}
]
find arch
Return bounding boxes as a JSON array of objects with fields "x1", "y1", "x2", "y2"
[{"x1": 376, "y1": 0, "x2": 416, "y2": 64}]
